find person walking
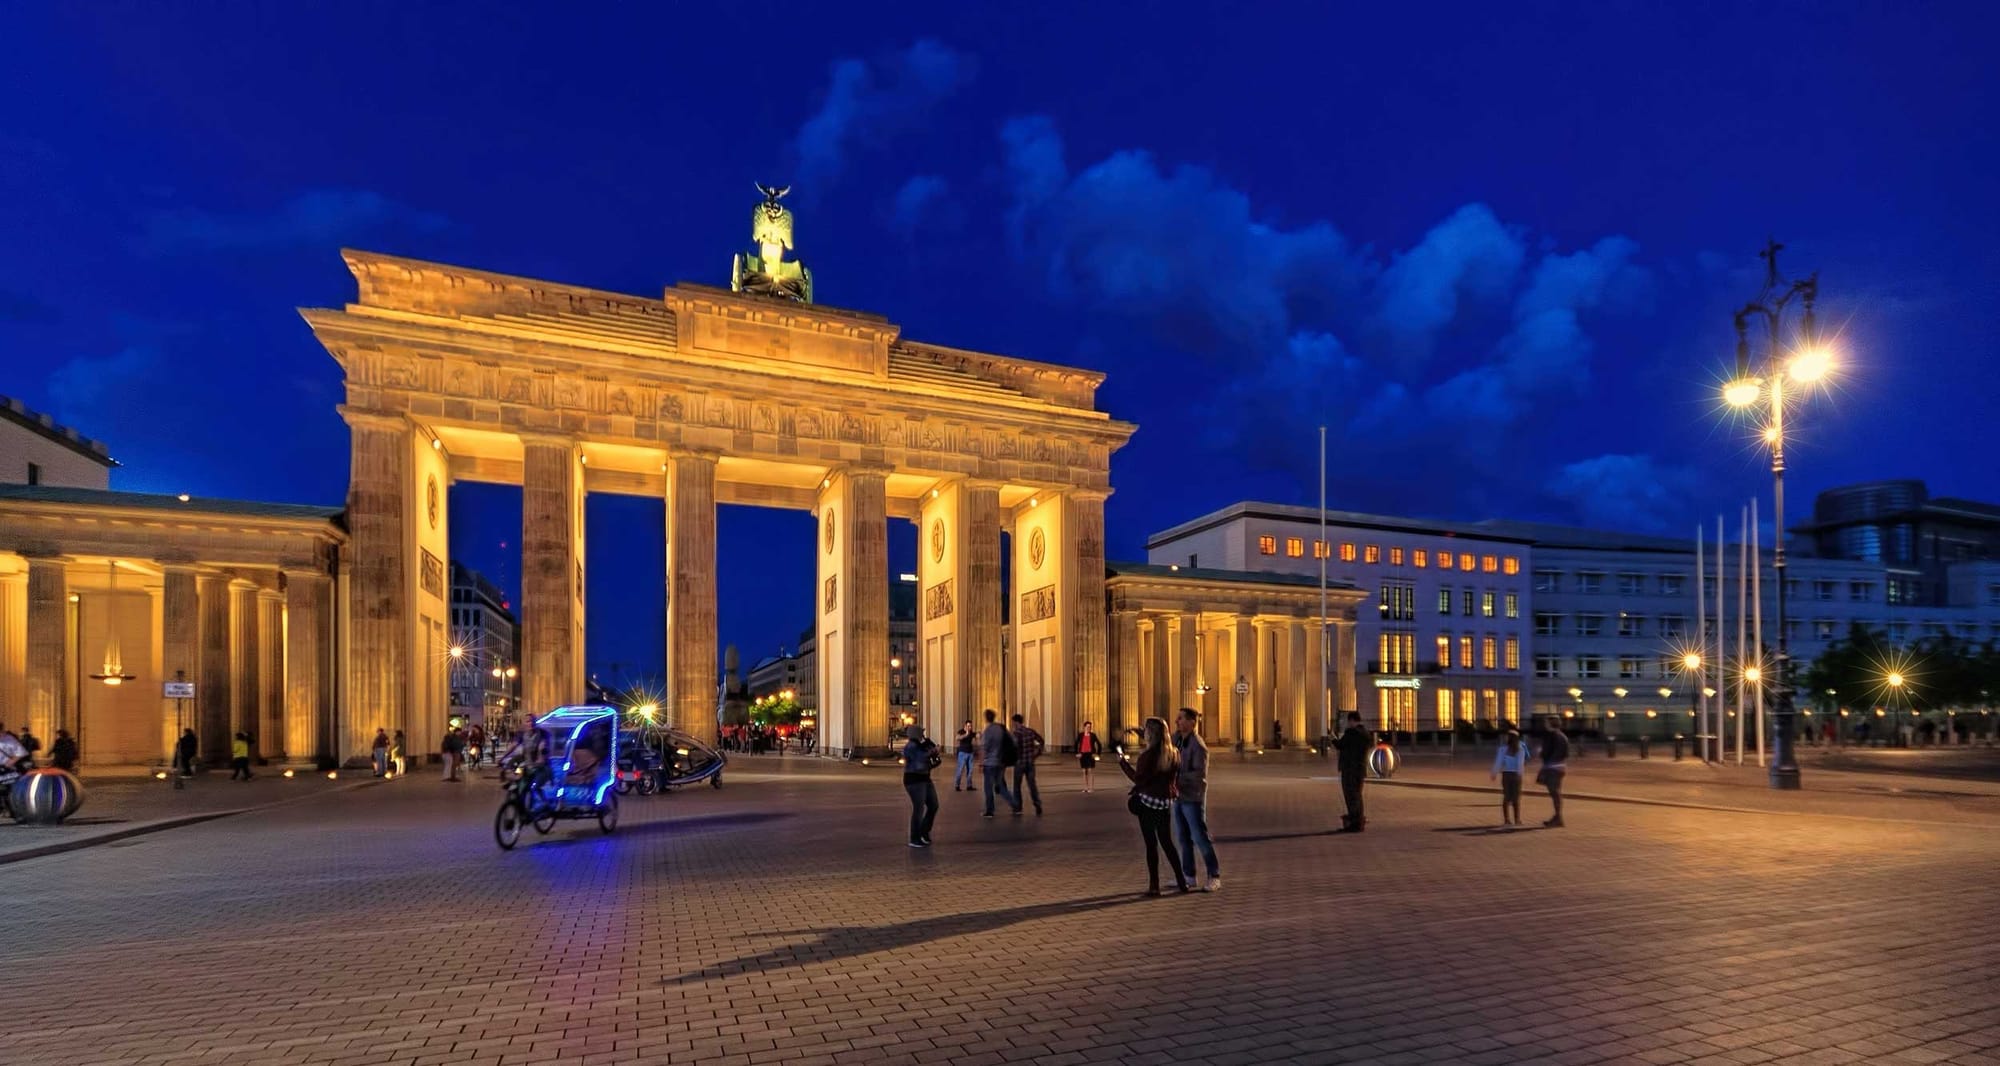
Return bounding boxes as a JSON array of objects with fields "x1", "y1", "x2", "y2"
[
  {"x1": 1010, "y1": 713, "x2": 1045, "y2": 815},
  {"x1": 1171, "y1": 708, "x2": 1220, "y2": 892},
  {"x1": 1538, "y1": 720, "x2": 1571, "y2": 828},
  {"x1": 1490, "y1": 729, "x2": 1530, "y2": 826},
  {"x1": 175, "y1": 728, "x2": 199, "y2": 778},
  {"x1": 229, "y1": 731, "x2": 254, "y2": 781},
  {"x1": 979, "y1": 709, "x2": 1020, "y2": 818},
  {"x1": 1118, "y1": 716, "x2": 1188, "y2": 896},
  {"x1": 442, "y1": 728, "x2": 464, "y2": 782},
  {"x1": 50, "y1": 728, "x2": 79, "y2": 772},
  {"x1": 391, "y1": 730, "x2": 407, "y2": 777},
  {"x1": 1076, "y1": 721, "x2": 1103, "y2": 793},
  {"x1": 953, "y1": 720, "x2": 977, "y2": 792},
  {"x1": 901, "y1": 723, "x2": 941, "y2": 848},
  {"x1": 1335, "y1": 711, "x2": 1370, "y2": 833},
  {"x1": 371, "y1": 728, "x2": 390, "y2": 777}
]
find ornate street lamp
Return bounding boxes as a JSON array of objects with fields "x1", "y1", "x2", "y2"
[{"x1": 1721, "y1": 240, "x2": 1835, "y2": 788}]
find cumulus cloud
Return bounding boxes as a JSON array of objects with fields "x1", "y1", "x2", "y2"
[
  {"x1": 140, "y1": 188, "x2": 446, "y2": 254},
  {"x1": 1544, "y1": 453, "x2": 1699, "y2": 533},
  {"x1": 888, "y1": 174, "x2": 955, "y2": 237},
  {"x1": 794, "y1": 40, "x2": 975, "y2": 194},
  {"x1": 1372, "y1": 203, "x2": 1525, "y2": 363}
]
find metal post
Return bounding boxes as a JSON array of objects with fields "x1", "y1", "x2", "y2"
[{"x1": 1768, "y1": 321, "x2": 1801, "y2": 788}]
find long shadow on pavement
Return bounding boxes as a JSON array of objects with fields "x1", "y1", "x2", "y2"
[
  {"x1": 1430, "y1": 824, "x2": 1549, "y2": 836},
  {"x1": 663, "y1": 893, "x2": 1144, "y2": 986},
  {"x1": 518, "y1": 810, "x2": 791, "y2": 849}
]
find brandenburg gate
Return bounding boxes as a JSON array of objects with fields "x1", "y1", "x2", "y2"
[{"x1": 302, "y1": 189, "x2": 1136, "y2": 757}]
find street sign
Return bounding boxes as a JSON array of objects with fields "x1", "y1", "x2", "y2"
[
  {"x1": 1233, "y1": 682, "x2": 1249, "y2": 695},
  {"x1": 163, "y1": 681, "x2": 196, "y2": 699}
]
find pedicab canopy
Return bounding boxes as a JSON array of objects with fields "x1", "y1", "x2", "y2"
[{"x1": 537, "y1": 705, "x2": 620, "y2": 804}]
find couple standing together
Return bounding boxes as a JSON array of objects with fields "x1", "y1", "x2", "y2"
[{"x1": 1118, "y1": 708, "x2": 1222, "y2": 896}]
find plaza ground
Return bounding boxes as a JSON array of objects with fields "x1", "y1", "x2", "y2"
[{"x1": 7, "y1": 752, "x2": 2000, "y2": 1066}]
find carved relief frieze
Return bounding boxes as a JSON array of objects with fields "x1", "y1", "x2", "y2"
[
  {"x1": 445, "y1": 364, "x2": 477, "y2": 398},
  {"x1": 924, "y1": 579, "x2": 954, "y2": 621},
  {"x1": 837, "y1": 414, "x2": 865, "y2": 442},
  {"x1": 553, "y1": 377, "x2": 584, "y2": 410},
  {"x1": 1020, "y1": 585, "x2": 1057, "y2": 624},
  {"x1": 501, "y1": 372, "x2": 534, "y2": 405},
  {"x1": 382, "y1": 355, "x2": 421, "y2": 390},
  {"x1": 419, "y1": 548, "x2": 444, "y2": 599},
  {"x1": 823, "y1": 574, "x2": 838, "y2": 615},
  {"x1": 754, "y1": 404, "x2": 777, "y2": 433},
  {"x1": 608, "y1": 386, "x2": 634, "y2": 416},
  {"x1": 662, "y1": 393, "x2": 685, "y2": 422}
]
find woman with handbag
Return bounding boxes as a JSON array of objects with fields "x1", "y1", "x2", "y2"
[
  {"x1": 1075, "y1": 721, "x2": 1103, "y2": 793},
  {"x1": 1118, "y1": 717, "x2": 1189, "y2": 896}
]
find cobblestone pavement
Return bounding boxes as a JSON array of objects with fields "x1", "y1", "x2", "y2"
[
  {"x1": 7, "y1": 758, "x2": 1999, "y2": 1066},
  {"x1": 0, "y1": 769, "x2": 368, "y2": 861}
]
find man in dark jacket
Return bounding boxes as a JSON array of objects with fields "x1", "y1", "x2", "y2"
[
  {"x1": 1172, "y1": 707, "x2": 1220, "y2": 891},
  {"x1": 1336, "y1": 711, "x2": 1371, "y2": 832},
  {"x1": 901, "y1": 724, "x2": 940, "y2": 847}
]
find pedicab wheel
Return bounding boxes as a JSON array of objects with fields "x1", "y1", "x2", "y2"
[
  {"x1": 615, "y1": 777, "x2": 632, "y2": 796},
  {"x1": 495, "y1": 801, "x2": 525, "y2": 850},
  {"x1": 533, "y1": 807, "x2": 556, "y2": 834},
  {"x1": 598, "y1": 792, "x2": 619, "y2": 834},
  {"x1": 711, "y1": 771, "x2": 723, "y2": 790},
  {"x1": 638, "y1": 774, "x2": 658, "y2": 796}
]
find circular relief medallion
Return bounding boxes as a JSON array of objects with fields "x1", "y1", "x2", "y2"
[
  {"x1": 1029, "y1": 527, "x2": 1047, "y2": 571},
  {"x1": 426, "y1": 475, "x2": 440, "y2": 530},
  {"x1": 824, "y1": 509, "x2": 836, "y2": 554},
  {"x1": 930, "y1": 518, "x2": 946, "y2": 563}
]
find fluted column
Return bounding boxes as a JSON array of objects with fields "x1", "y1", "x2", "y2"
[
  {"x1": 161, "y1": 566, "x2": 199, "y2": 754},
  {"x1": 1305, "y1": 620, "x2": 1327, "y2": 740},
  {"x1": 256, "y1": 589, "x2": 283, "y2": 759},
  {"x1": 283, "y1": 569, "x2": 329, "y2": 763},
  {"x1": 1286, "y1": 621, "x2": 1308, "y2": 746},
  {"x1": 231, "y1": 580, "x2": 259, "y2": 752},
  {"x1": 1065, "y1": 490, "x2": 1109, "y2": 747},
  {"x1": 1149, "y1": 617, "x2": 1172, "y2": 721},
  {"x1": 1110, "y1": 607, "x2": 1140, "y2": 737},
  {"x1": 1335, "y1": 618, "x2": 1359, "y2": 716},
  {"x1": 666, "y1": 450, "x2": 718, "y2": 746},
  {"x1": 198, "y1": 574, "x2": 233, "y2": 761},
  {"x1": 964, "y1": 481, "x2": 1004, "y2": 717},
  {"x1": 24, "y1": 557, "x2": 67, "y2": 743},
  {"x1": 1255, "y1": 621, "x2": 1277, "y2": 745},
  {"x1": 341, "y1": 408, "x2": 409, "y2": 758},
  {"x1": 0, "y1": 569, "x2": 26, "y2": 731},
  {"x1": 521, "y1": 435, "x2": 584, "y2": 715},
  {"x1": 1230, "y1": 616, "x2": 1255, "y2": 745},
  {"x1": 845, "y1": 466, "x2": 890, "y2": 754},
  {"x1": 1176, "y1": 610, "x2": 1199, "y2": 712}
]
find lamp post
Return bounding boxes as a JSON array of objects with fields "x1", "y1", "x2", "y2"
[
  {"x1": 1722, "y1": 239, "x2": 1833, "y2": 789},
  {"x1": 1658, "y1": 687, "x2": 1672, "y2": 739},
  {"x1": 1886, "y1": 671, "x2": 1906, "y2": 747},
  {"x1": 1681, "y1": 653, "x2": 1703, "y2": 756}
]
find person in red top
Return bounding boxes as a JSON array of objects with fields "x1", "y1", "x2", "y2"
[
  {"x1": 1075, "y1": 722, "x2": 1103, "y2": 793},
  {"x1": 1118, "y1": 717, "x2": 1189, "y2": 897}
]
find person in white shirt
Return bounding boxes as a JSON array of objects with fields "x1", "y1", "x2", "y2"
[{"x1": 1489, "y1": 730, "x2": 1530, "y2": 826}]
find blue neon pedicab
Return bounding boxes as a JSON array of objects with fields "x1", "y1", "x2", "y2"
[{"x1": 494, "y1": 705, "x2": 620, "y2": 850}]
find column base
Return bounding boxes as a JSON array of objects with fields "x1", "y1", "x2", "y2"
[{"x1": 1768, "y1": 765, "x2": 1802, "y2": 790}]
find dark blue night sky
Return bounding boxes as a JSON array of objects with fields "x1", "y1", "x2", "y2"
[{"x1": 5, "y1": 2, "x2": 1997, "y2": 683}]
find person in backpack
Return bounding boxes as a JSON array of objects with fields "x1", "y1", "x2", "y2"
[
  {"x1": 1538, "y1": 720, "x2": 1571, "y2": 828},
  {"x1": 1010, "y1": 713, "x2": 1045, "y2": 816},
  {"x1": 979, "y1": 709, "x2": 1020, "y2": 818},
  {"x1": 1490, "y1": 729, "x2": 1530, "y2": 826},
  {"x1": 952, "y1": 720, "x2": 977, "y2": 792},
  {"x1": 901, "y1": 723, "x2": 941, "y2": 848},
  {"x1": 1118, "y1": 716, "x2": 1188, "y2": 896}
]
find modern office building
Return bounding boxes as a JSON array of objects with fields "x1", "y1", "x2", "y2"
[
  {"x1": 1795, "y1": 480, "x2": 2000, "y2": 606},
  {"x1": 447, "y1": 561, "x2": 518, "y2": 729},
  {"x1": 746, "y1": 649, "x2": 804, "y2": 700},
  {"x1": 1148, "y1": 503, "x2": 1533, "y2": 734}
]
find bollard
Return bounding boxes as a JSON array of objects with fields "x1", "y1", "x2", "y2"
[
  {"x1": 1605, "y1": 737, "x2": 1617, "y2": 759},
  {"x1": 1638, "y1": 736, "x2": 1650, "y2": 759},
  {"x1": 1673, "y1": 734, "x2": 1685, "y2": 761}
]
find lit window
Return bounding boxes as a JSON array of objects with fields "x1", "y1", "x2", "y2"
[
  {"x1": 1504, "y1": 637, "x2": 1519, "y2": 671},
  {"x1": 1460, "y1": 553, "x2": 1475, "y2": 571},
  {"x1": 1286, "y1": 537, "x2": 1304, "y2": 558},
  {"x1": 1437, "y1": 688, "x2": 1454, "y2": 728},
  {"x1": 1481, "y1": 592, "x2": 1495, "y2": 618},
  {"x1": 1414, "y1": 549, "x2": 1428, "y2": 568},
  {"x1": 1481, "y1": 636, "x2": 1497, "y2": 670},
  {"x1": 1505, "y1": 593, "x2": 1519, "y2": 619},
  {"x1": 1313, "y1": 540, "x2": 1329, "y2": 559},
  {"x1": 1618, "y1": 657, "x2": 1644, "y2": 679},
  {"x1": 1483, "y1": 689, "x2": 1499, "y2": 719},
  {"x1": 1481, "y1": 555, "x2": 1498, "y2": 573},
  {"x1": 1437, "y1": 588, "x2": 1452, "y2": 615},
  {"x1": 1438, "y1": 552, "x2": 1455, "y2": 571},
  {"x1": 1504, "y1": 689, "x2": 1519, "y2": 721},
  {"x1": 1339, "y1": 542, "x2": 1357, "y2": 562},
  {"x1": 1437, "y1": 634, "x2": 1451, "y2": 668},
  {"x1": 1257, "y1": 535, "x2": 1276, "y2": 556},
  {"x1": 1502, "y1": 557, "x2": 1520, "y2": 575},
  {"x1": 1389, "y1": 547, "x2": 1404, "y2": 566},
  {"x1": 1460, "y1": 636, "x2": 1474, "y2": 670},
  {"x1": 1364, "y1": 545, "x2": 1381, "y2": 564}
]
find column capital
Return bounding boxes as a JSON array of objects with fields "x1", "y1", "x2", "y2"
[
  {"x1": 337, "y1": 405, "x2": 408, "y2": 433},
  {"x1": 960, "y1": 477, "x2": 1007, "y2": 492},
  {"x1": 667, "y1": 446, "x2": 723, "y2": 464},
  {"x1": 1065, "y1": 487, "x2": 1113, "y2": 505},
  {"x1": 518, "y1": 430, "x2": 578, "y2": 449},
  {"x1": 835, "y1": 461, "x2": 895, "y2": 481}
]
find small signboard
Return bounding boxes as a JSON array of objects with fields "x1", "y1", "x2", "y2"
[
  {"x1": 1233, "y1": 682, "x2": 1249, "y2": 695},
  {"x1": 163, "y1": 681, "x2": 196, "y2": 699}
]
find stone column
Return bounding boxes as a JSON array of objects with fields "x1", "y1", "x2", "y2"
[
  {"x1": 341, "y1": 408, "x2": 409, "y2": 758},
  {"x1": 257, "y1": 589, "x2": 284, "y2": 759},
  {"x1": 1065, "y1": 490, "x2": 1109, "y2": 748},
  {"x1": 666, "y1": 450, "x2": 719, "y2": 746},
  {"x1": 1109, "y1": 608, "x2": 1140, "y2": 737},
  {"x1": 1200, "y1": 623, "x2": 1221, "y2": 721},
  {"x1": 1230, "y1": 616, "x2": 1255, "y2": 746},
  {"x1": 283, "y1": 569, "x2": 329, "y2": 764},
  {"x1": 1254, "y1": 621, "x2": 1277, "y2": 745},
  {"x1": 198, "y1": 574, "x2": 233, "y2": 761},
  {"x1": 24, "y1": 557, "x2": 67, "y2": 744},
  {"x1": 1335, "y1": 618, "x2": 1359, "y2": 716},
  {"x1": 1286, "y1": 621, "x2": 1309, "y2": 747},
  {"x1": 964, "y1": 481, "x2": 1004, "y2": 717},
  {"x1": 0, "y1": 568, "x2": 26, "y2": 731},
  {"x1": 844, "y1": 466, "x2": 891, "y2": 754},
  {"x1": 521, "y1": 434, "x2": 584, "y2": 715},
  {"x1": 1176, "y1": 610, "x2": 1199, "y2": 712},
  {"x1": 231, "y1": 580, "x2": 259, "y2": 751},
  {"x1": 161, "y1": 567, "x2": 199, "y2": 756},
  {"x1": 1149, "y1": 617, "x2": 1173, "y2": 720},
  {"x1": 1305, "y1": 620, "x2": 1327, "y2": 741}
]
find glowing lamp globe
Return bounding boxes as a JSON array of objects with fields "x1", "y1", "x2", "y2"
[
  {"x1": 1788, "y1": 346, "x2": 1832, "y2": 383},
  {"x1": 1723, "y1": 378, "x2": 1762, "y2": 407}
]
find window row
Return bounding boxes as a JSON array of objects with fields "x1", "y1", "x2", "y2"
[
  {"x1": 1534, "y1": 654, "x2": 1716, "y2": 680},
  {"x1": 1436, "y1": 587, "x2": 1519, "y2": 619},
  {"x1": 1434, "y1": 634, "x2": 1520, "y2": 671},
  {"x1": 1257, "y1": 535, "x2": 1518, "y2": 574}
]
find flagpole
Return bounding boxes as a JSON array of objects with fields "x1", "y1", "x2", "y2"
[
  {"x1": 1753, "y1": 495, "x2": 1766, "y2": 766},
  {"x1": 1319, "y1": 425, "x2": 1329, "y2": 742},
  {"x1": 1715, "y1": 513, "x2": 1725, "y2": 764},
  {"x1": 1695, "y1": 524, "x2": 1707, "y2": 763},
  {"x1": 1737, "y1": 504, "x2": 1748, "y2": 766}
]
